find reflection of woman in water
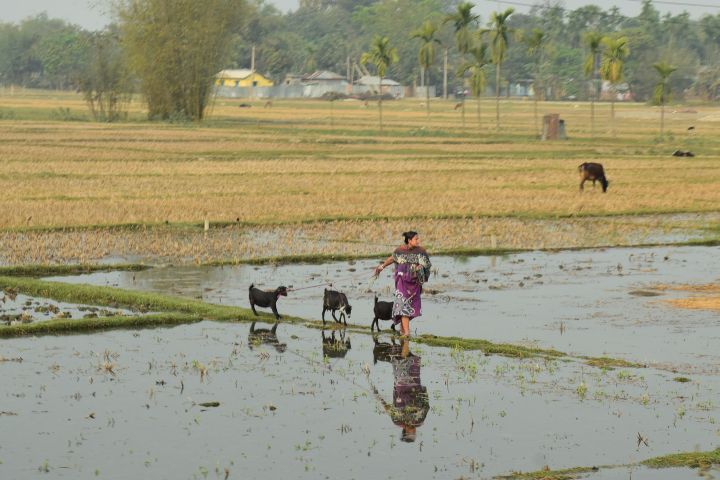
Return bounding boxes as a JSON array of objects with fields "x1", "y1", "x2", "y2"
[{"x1": 372, "y1": 337, "x2": 429, "y2": 442}]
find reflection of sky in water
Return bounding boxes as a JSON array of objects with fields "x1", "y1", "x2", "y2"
[
  {"x1": 1, "y1": 321, "x2": 718, "y2": 479},
  {"x1": 51, "y1": 246, "x2": 720, "y2": 371}
]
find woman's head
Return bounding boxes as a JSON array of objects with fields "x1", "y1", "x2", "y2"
[{"x1": 403, "y1": 231, "x2": 420, "y2": 247}]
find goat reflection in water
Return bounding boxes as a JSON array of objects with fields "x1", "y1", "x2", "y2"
[
  {"x1": 370, "y1": 335, "x2": 429, "y2": 442},
  {"x1": 321, "y1": 329, "x2": 351, "y2": 358},
  {"x1": 248, "y1": 322, "x2": 287, "y2": 353}
]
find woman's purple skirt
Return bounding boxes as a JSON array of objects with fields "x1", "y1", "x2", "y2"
[{"x1": 392, "y1": 265, "x2": 422, "y2": 323}]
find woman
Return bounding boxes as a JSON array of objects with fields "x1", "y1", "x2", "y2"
[{"x1": 374, "y1": 231, "x2": 432, "y2": 336}]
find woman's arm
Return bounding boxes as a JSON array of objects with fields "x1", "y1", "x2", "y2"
[{"x1": 374, "y1": 255, "x2": 394, "y2": 276}]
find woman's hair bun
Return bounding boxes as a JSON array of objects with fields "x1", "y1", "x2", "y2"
[{"x1": 402, "y1": 231, "x2": 418, "y2": 244}]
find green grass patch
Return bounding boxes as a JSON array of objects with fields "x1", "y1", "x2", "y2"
[
  {"x1": 496, "y1": 466, "x2": 599, "y2": 480},
  {"x1": 0, "y1": 276, "x2": 265, "y2": 322},
  {"x1": 499, "y1": 448, "x2": 720, "y2": 479},
  {"x1": 583, "y1": 356, "x2": 646, "y2": 370},
  {"x1": 0, "y1": 313, "x2": 199, "y2": 338},
  {"x1": 642, "y1": 448, "x2": 720, "y2": 469},
  {"x1": 414, "y1": 334, "x2": 566, "y2": 359}
]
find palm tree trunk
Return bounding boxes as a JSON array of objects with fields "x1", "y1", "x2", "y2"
[
  {"x1": 660, "y1": 100, "x2": 665, "y2": 138},
  {"x1": 534, "y1": 95, "x2": 539, "y2": 138},
  {"x1": 590, "y1": 94, "x2": 595, "y2": 138},
  {"x1": 495, "y1": 63, "x2": 501, "y2": 131},
  {"x1": 426, "y1": 72, "x2": 430, "y2": 119},
  {"x1": 610, "y1": 86, "x2": 615, "y2": 137},
  {"x1": 534, "y1": 65, "x2": 540, "y2": 138},
  {"x1": 379, "y1": 75, "x2": 383, "y2": 133},
  {"x1": 477, "y1": 96, "x2": 482, "y2": 130}
]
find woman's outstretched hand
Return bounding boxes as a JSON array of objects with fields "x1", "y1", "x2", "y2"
[{"x1": 373, "y1": 264, "x2": 385, "y2": 277}]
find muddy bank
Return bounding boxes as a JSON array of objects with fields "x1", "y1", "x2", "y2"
[{"x1": 2, "y1": 212, "x2": 717, "y2": 265}]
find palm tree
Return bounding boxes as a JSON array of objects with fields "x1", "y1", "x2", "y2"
[
  {"x1": 457, "y1": 43, "x2": 489, "y2": 130},
  {"x1": 653, "y1": 61, "x2": 677, "y2": 139},
  {"x1": 443, "y1": 2, "x2": 479, "y2": 55},
  {"x1": 486, "y1": 8, "x2": 514, "y2": 130},
  {"x1": 583, "y1": 31, "x2": 604, "y2": 138},
  {"x1": 444, "y1": 2, "x2": 479, "y2": 125},
  {"x1": 600, "y1": 36, "x2": 629, "y2": 135},
  {"x1": 411, "y1": 21, "x2": 441, "y2": 118},
  {"x1": 360, "y1": 36, "x2": 399, "y2": 133},
  {"x1": 523, "y1": 28, "x2": 545, "y2": 137}
]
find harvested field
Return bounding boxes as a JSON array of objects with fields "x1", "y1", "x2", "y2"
[{"x1": 2, "y1": 91, "x2": 720, "y2": 232}]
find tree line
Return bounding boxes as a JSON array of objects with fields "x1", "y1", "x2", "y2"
[{"x1": 0, "y1": 0, "x2": 718, "y2": 122}]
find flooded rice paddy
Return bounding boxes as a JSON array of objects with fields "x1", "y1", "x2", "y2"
[
  {"x1": 1, "y1": 246, "x2": 719, "y2": 478},
  {"x1": 53, "y1": 245, "x2": 720, "y2": 372}
]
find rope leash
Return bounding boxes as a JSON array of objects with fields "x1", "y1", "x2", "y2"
[{"x1": 287, "y1": 268, "x2": 380, "y2": 293}]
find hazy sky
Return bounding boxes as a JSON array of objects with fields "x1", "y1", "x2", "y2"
[{"x1": 1, "y1": 0, "x2": 718, "y2": 29}]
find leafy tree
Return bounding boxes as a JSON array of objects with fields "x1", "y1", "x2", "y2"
[
  {"x1": 0, "y1": 14, "x2": 70, "y2": 87},
  {"x1": 116, "y1": 0, "x2": 247, "y2": 121},
  {"x1": 77, "y1": 30, "x2": 132, "y2": 122},
  {"x1": 36, "y1": 27, "x2": 89, "y2": 89},
  {"x1": 566, "y1": 6, "x2": 609, "y2": 47},
  {"x1": 411, "y1": 20, "x2": 441, "y2": 118},
  {"x1": 360, "y1": 35, "x2": 398, "y2": 132},
  {"x1": 653, "y1": 61, "x2": 677, "y2": 138}
]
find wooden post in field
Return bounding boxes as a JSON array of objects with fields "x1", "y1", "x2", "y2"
[
  {"x1": 491, "y1": 234, "x2": 497, "y2": 249},
  {"x1": 204, "y1": 215, "x2": 209, "y2": 236}
]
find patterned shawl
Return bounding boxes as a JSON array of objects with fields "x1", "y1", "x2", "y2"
[{"x1": 392, "y1": 246, "x2": 432, "y2": 284}]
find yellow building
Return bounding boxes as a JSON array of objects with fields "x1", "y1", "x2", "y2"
[{"x1": 215, "y1": 69, "x2": 274, "y2": 88}]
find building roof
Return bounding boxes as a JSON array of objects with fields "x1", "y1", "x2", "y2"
[
  {"x1": 216, "y1": 69, "x2": 260, "y2": 79},
  {"x1": 357, "y1": 75, "x2": 400, "y2": 86},
  {"x1": 303, "y1": 70, "x2": 345, "y2": 81}
]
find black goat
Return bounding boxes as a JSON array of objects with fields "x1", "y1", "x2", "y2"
[
  {"x1": 249, "y1": 284, "x2": 288, "y2": 320},
  {"x1": 322, "y1": 289, "x2": 352, "y2": 325},
  {"x1": 371, "y1": 296, "x2": 395, "y2": 332}
]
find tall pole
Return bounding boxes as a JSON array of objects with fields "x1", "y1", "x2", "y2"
[
  {"x1": 443, "y1": 48, "x2": 448, "y2": 100},
  {"x1": 250, "y1": 45, "x2": 256, "y2": 100}
]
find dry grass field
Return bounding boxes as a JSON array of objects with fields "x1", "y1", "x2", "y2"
[{"x1": 1, "y1": 88, "x2": 719, "y2": 264}]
